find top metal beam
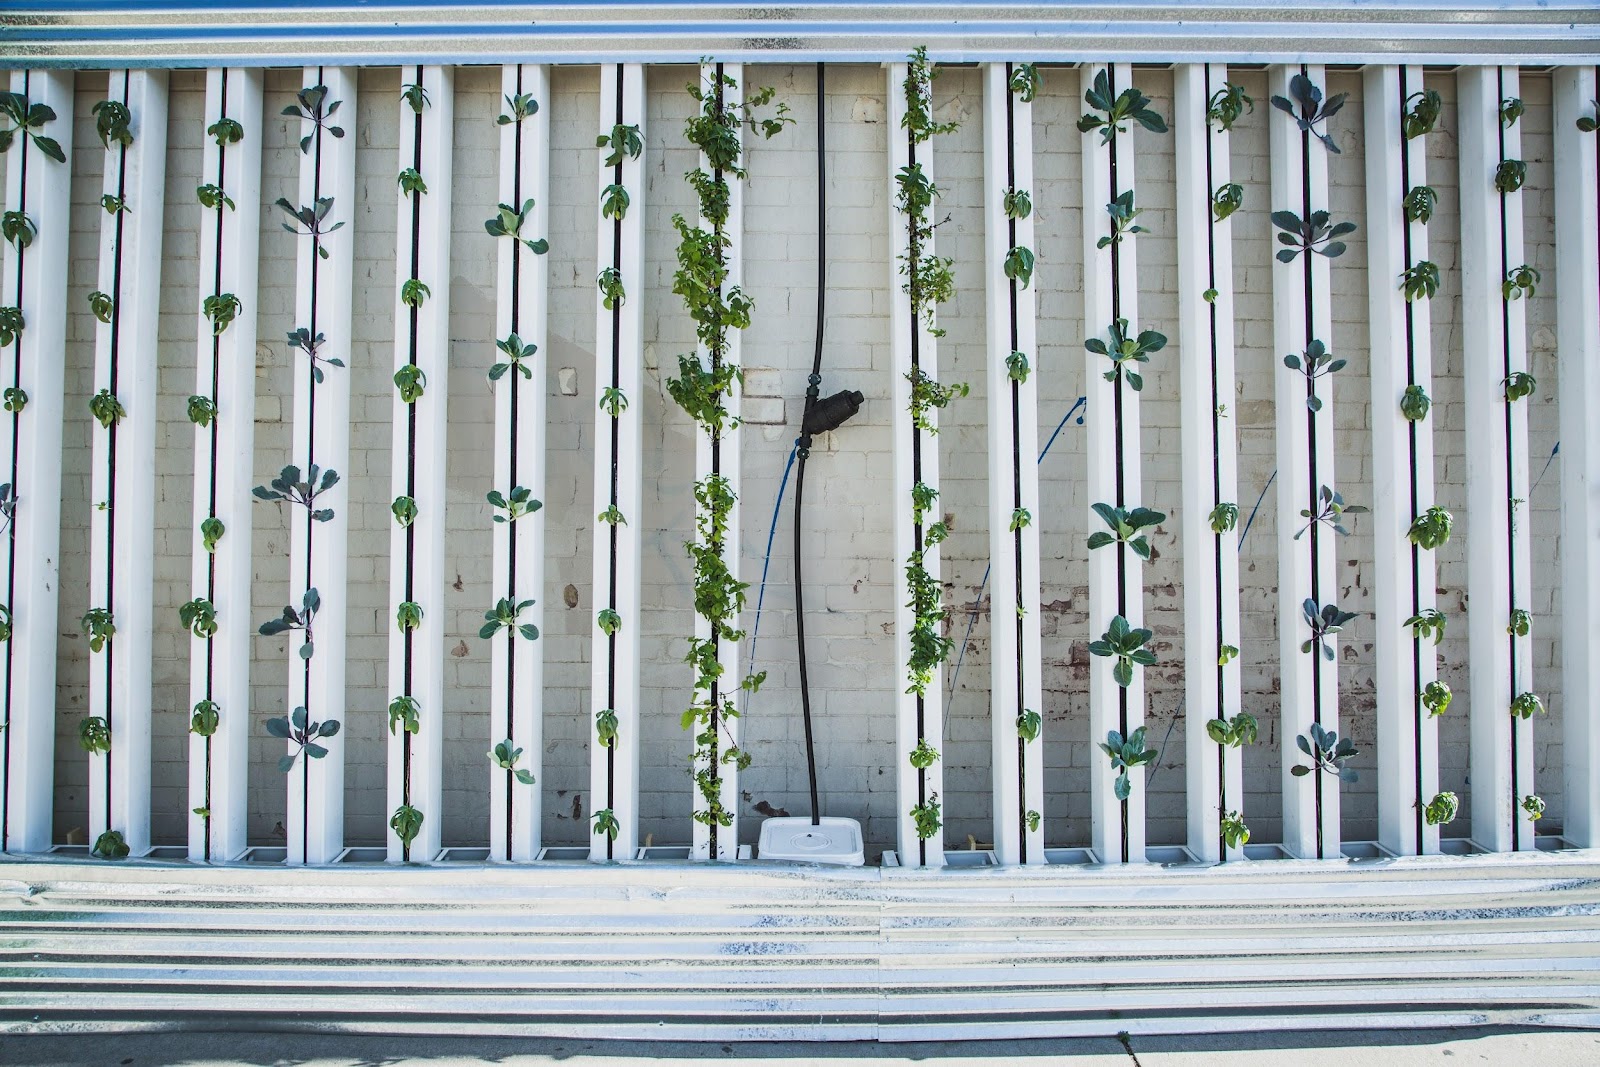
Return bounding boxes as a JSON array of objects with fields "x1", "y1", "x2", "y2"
[{"x1": 2, "y1": 2, "x2": 1598, "y2": 68}]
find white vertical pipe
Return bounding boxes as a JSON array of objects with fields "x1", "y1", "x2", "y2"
[
  {"x1": 87, "y1": 70, "x2": 167, "y2": 858},
  {"x1": 888, "y1": 60, "x2": 945, "y2": 869},
  {"x1": 1269, "y1": 63, "x2": 1341, "y2": 861},
  {"x1": 1175, "y1": 63, "x2": 1245, "y2": 863},
  {"x1": 1082, "y1": 62, "x2": 1147, "y2": 865},
  {"x1": 691, "y1": 61, "x2": 744, "y2": 862},
  {"x1": 489, "y1": 63, "x2": 549, "y2": 863},
  {"x1": 1555, "y1": 64, "x2": 1600, "y2": 849},
  {"x1": 1460, "y1": 65, "x2": 1534, "y2": 853},
  {"x1": 386, "y1": 64, "x2": 452, "y2": 863},
  {"x1": 0, "y1": 69, "x2": 71, "y2": 855},
  {"x1": 589, "y1": 63, "x2": 644, "y2": 861},
  {"x1": 189, "y1": 68, "x2": 262, "y2": 863},
  {"x1": 285, "y1": 65, "x2": 356, "y2": 866},
  {"x1": 983, "y1": 62, "x2": 1044, "y2": 866},
  {"x1": 1365, "y1": 65, "x2": 1442, "y2": 857}
]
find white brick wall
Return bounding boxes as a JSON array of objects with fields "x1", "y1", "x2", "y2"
[{"x1": 33, "y1": 63, "x2": 1566, "y2": 854}]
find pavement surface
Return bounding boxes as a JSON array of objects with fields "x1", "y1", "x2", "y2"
[{"x1": 1, "y1": 1026, "x2": 1598, "y2": 1065}]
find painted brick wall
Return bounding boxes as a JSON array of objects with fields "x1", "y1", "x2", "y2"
[{"x1": 30, "y1": 63, "x2": 1565, "y2": 856}]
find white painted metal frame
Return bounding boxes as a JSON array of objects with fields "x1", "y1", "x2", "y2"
[
  {"x1": 1459, "y1": 65, "x2": 1535, "y2": 854},
  {"x1": 189, "y1": 67, "x2": 262, "y2": 863},
  {"x1": 889, "y1": 59, "x2": 947, "y2": 870},
  {"x1": 1175, "y1": 63, "x2": 1245, "y2": 864},
  {"x1": 87, "y1": 70, "x2": 168, "y2": 859},
  {"x1": 983, "y1": 62, "x2": 1043, "y2": 867},
  {"x1": 589, "y1": 62, "x2": 644, "y2": 861},
  {"x1": 690, "y1": 61, "x2": 745, "y2": 862},
  {"x1": 1365, "y1": 65, "x2": 1443, "y2": 857},
  {"x1": 1269, "y1": 63, "x2": 1342, "y2": 861},
  {"x1": 284, "y1": 65, "x2": 357, "y2": 866},
  {"x1": 386, "y1": 64, "x2": 452, "y2": 863},
  {"x1": 1555, "y1": 64, "x2": 1600, "y2": 850},
  {"x1": 0, "y1": 69, "x2": 71, "y2": 856},
  {"x1": 490, "y1": 63, "x2": 550, "y2": 864},
  {"x1": 1082, "y1": 62, "x2": 1149, "y2": 865}
]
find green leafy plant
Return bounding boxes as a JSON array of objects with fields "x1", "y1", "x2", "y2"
[
  {"x1": 276, "y1": 197, "x2": 344, "y2": 259},
  {"x1": 1494, "y1": 159, "x2": 1526, "y2": 194},
  {"x1": 597, "y1": 607, "x2": 621, "y2": 637},
  {"x1": 287, "y1": 327, "x2": 343, "y2": 383},
  {"x1": 202, "y1": 292, "x2": 241, "y2": 336},
  {"x1": 1577, "y1": 99, "x2": 1600, "y2": 133},
  {"x1": 490, "y1": 740, "x2": 536, "y2": 785},
  {"x1": 1500, "y1": 96, "x2": 1524, "y2": 128},
  {"x1": 1508, "y1": 608, "x2": 1532, "y2": 637},
  {"x1": 1221, "y1": 810, "x2": 1250, "y2": 848},
  {"x1": 0, "y1": 306, "x2": 22, "y2": 347},
  {"x1": 595, "y1": 707, "x2": 619, "y2": 748},
  {"x1": 1405, "y1": 608, "x2": 1447, "y2": 645},
  {"x1": 1400, "y1": 261, "x2": 1440, "y2": 302},
  {"x1": 92, "y1": 830, "x2": 129, "y2": 860},
  {"x1": 393, "y1": 363, "x2": 427, "y2": 403},
  {"x1": 1301, "y1": 598, "x2": 1357, "y2": 661},
  {"x1": 1088, "y1": 614, "x2": 1156, "y2": 688},
  {"x1": 282, "y1": 84, "x2": 344, "y2": 154},
  {"x1": 266, "y1": 705, "x2": 340, "y2": 773},
  {"x1": 1099, "y1": 726, "x2": 1158, "y2": 801},
  {"x1": 1098, "y1": 189, "x2": 1146, "y2": 248},
  {"x1": 1293, "y1": 721, "x2": 1358, "y2": 783},
  {"x1": 1003, "y1": 244, "x2": 1036, "y2": 288},
  {"x1": 0, "y1": 603, "x2": 9, "y2": 643},
  {"x1": 1421, "y1": 680, "x2": 1453, "y2": 717},
  {"x1": 596, "y1": 266, "x2": 626, "y2": 310},
  {"x1": 484, "y1": 198, "x2": 549, "y2": 254},
  {"x1": 1401, "y1": 383, "x2": 1431, "y2": 422},
  {"x1": 0, "y1": 91, "x2": 66, "y2": 162},
  {"x1": 1502, "y1": 264, "x2": 1539, "y2": 301},
  {"x1": 1009, "y1": 63, "x2": 1042, "y2": 102},
  {"x1": 596, "y1": 122, "x2": 643, "y2": 167},
  {"x1": 1207, "y1": 82, "x2": 1254, "y2": 131},
  {"x1": 601, "y1": 182, "x2": 630, "y2": 220},
  {"x1": 1296, "y1": 484, "x2": 1366, "y2": 540},
  {"x1": 1406, "y1": 506, "x2": 1453, "y2": 549},
  {"x1": 904, "y1": 484, "x2": 953, "y2": 698},
  {"x1": 1017, "y1": 709, "x2": 1042, "y2": 742},
  {"x1": 1087, "y1": 502, "x2": 1165, "y2": 560},
  {"x1": 487, "y1": 485, "x2": 541, "y2": 523},
  {"x1": 190, "y1": 699, "x2": 220, "y2": 737},
  {"x1": 1424, "y1": 791, "x2": 1459, "y2": 826},
  {"x1": 905, "y1": 366, "x2": 968, "y2": 433},
  {"x1": 253, "y1": 463, "x2": 339, "y2": 523},
  {"x1": 1206, "y1": 711, "x2": 1258, "y2": 749},
  {"x1": 1404, "y1": 185, "x2": 1437, "y2": 225},
  {"x1": 1403, "y1": 88, "x2": 1443, "y2": 139},
  {"x1": 400, "y1": 81, "x2": 429, "y2": 114},
  {"x1": 1009, "y1": 507, "x2": 1031, "y2": 532},
  {"x1": 490, "y1": 333, "x2": 538, "y2": 382},
  {"x1": 1218, "y1": 644, "x2": 1239, "y2": 666},
  {"x1": 894, "y1": 163, "x2": 956, "y2": 336},
  {"x1": 598, "y1": 504, "x2": 627, "y2": 526},
  {"x1": 388, "y1": 694, "x2": 420, "y2": 735},
  {"x1": 200, "y1": 516, "x2": 225, "y2": 554},
  {"x1": 89, "y1": 389, "x2": 125, "y2": 429},
  {"x1": 1522, "y1": 794, "x2": 1545, "y2": 821},
  {"x1": 1503, "y1": 370, "x2": 1537, "y2": 402},
  {"x1": 91, "y1": 98, "x2": 134, "y2": 148},
  {"x1": 1272, "y1": 209, "x2": 1355, "y2": 262},
  {"x1": 179, "y1": 597, "x2": 219, "y2": 639},
  {"x1": 1511, "y1": 691, "x2": 1545, "y2": 720},
  {"x1": 910, "y1": 792, "x2": 942, "y2": 840},
  {"x1": 1003, "y1": 187, "x2": 1032, "y2": 220},
  {"x1": 208, "y1": 116, "x2": 244, "y2": 147},
  {"x1": 390, "y1": 805, "x2": 424, "y2": 849},
  {"x1": 1078, "y1": 68, "x2": 1167, "y2": 144},
  {"x1": 909, "y1": 737, "x2": 940, "y2": 770},
  {"x1": 81, "y1": 607, "x2": 115, "y2": 652},
  {"x1": 1284, "y1": 339, "x2": 1345, "y2": 411},
  {"x1": 396, "y1": 601, "x2": 423, "y2": 633},
  {"x1": 1271, "y1": 72, "x2": 1346, "y2": 154},
  {"x1": 78, "y1": 715, "x2": 111, "y2": 754},
  {"x1": 1209, "y1": 502, "x2": 1239, "y2": 534},
  {"x1": 2, "y1": 211, "x2": 35, "y2": 250},
  {"x1": 391, "y1": 495, "x2": 417, "y2": 527},
  {"x1": 481, "y1": 597, "x2": 538, "y2": 641},
  {"x1": 88, "y1": 290, "x2": 114, "y2": 324},
  {"x1": 593, "y1": 808, "x2": 620, "y2": 840},
  {"x1": 396, "y1": 167, "x2": 427, "y2": 198},
  {"x1": 1086, "y1": 317, "x2": 1166, "y2": 392},
  {"x1": 498, "y1": 92, "x2": 539, "y2": 126},
  {"x1": 258, "y1": 587, "x2": 321, "y2": 660},
  {"x1": 1005, "y1": 350, "x2": 1030, "y2": 383},
  {"x1": 3, "y1": 387, "x2": 28, "y2": 413},
  {"x1": 399, "y1": 278, "x2": 431, "y2": 310},
  {"x1": 1211, "y1": 182, "x2": 1244, "y2": 223}
]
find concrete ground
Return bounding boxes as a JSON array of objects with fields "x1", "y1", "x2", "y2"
[{"x1": 1, "y1": 1027, "x2": 1598, "y2": 1066}]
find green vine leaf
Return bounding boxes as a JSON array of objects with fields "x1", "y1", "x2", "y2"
[
  {"x1": 394, "y1": 363, "x2": 427, "y2": 403},
  {"x1": 1, "y1": 210, "x2": 35, "y2": 251},
  {"x1": 1017, "y1": 709, "x2": 1041, "y2": 742},
  {"x1": 1406, "y1": 506, "x2": 1453, "y2": 549},
  {"x1": 1078, "y1": 68, "x2": 1168, "y2": 144},
  {"x1": 391, "y1": 495, "x2": 418, "y2": 527},
  {"x1": 389, "y1": 694, "x2": 421, "y2": 735},
  {"x1": 0, "y1": 305, "x2": 23, "y2": 347},
  {"x1": 89, "y1": 389, "x2": 126, "y2": 429},
  {"x1": 1207, "y1": 83, "x2": 1254, "y2": 131},
  {"x1": 78, "y1": 715, "x2": 111, "y2": 754},
  {"x1": 178, "y1": 597, "x2": 219, "y2": 639},
  {"x1": 1421, "y1": 680, "x2": 1452, "y2": 717},
  {"x1": 390, "y1": 804, "x2": 424, "y2": 849},
  {"x1": 910, "y1": 792, "x2": 942, "y2": 840},
  {"x1": 200, "y1": 516, "x2": 225, "y2": 554},
  {"x1": 190, "y1": 699, "x2": 220, "y2": 737},
  {"x1": 0, "y1": 91, "x2": 66, "y2": 163},
  {"x1": 1399, "y1": 260, "x2": 1440, "y2": 302},
  {"x1": 282, "y1": 84, "x2": 345, "y2": 154},
  {"x1": 1404, "y1": 185, "x2": 1437, "y2": 225},
  {"x1": 596, "y1": 123, "x2": 643, "y2": 167},
  {"x1": 202, "y1": 292, "x2": 241, "y2": 336},
  {"x1": 91, "y1": 99, "x2": 134, "y2": 148},
  {"x1": 1209, "y1": 502, "x2": 1239, "y2": 534},
  {"x1": 1211, "y1": 182, "x2": 1243, "y2": 223},
  {"x1": 1494, "y1": 158, "x2": 1526, "y2": 194},
  {"x1": 208, "y1": 116, "x2": 244, "y2": 147},
  {"x1": 1003, "y1": 187, "x2": 1032, "y2": 220},
  {"x1": 196, "y1": 183, "x2": 235, "y2": 211},
  {"x1": 1405, "y1": 608, "x2": 1447, "y2": 645},
  {"x1": 1502, "y1": 264, "x2": 1539, "y2": 301},
  {"x1": 1008, "y1": 63, "x2": 1042, "y2": 102},
  {"x1": 1403, "y1": 88, "x2": 1442, "y2": 140},
  {"x1": 1222, "y1": 811, "x2": 1251, "y2": 848},
  {"x1": 88, "y1": 290, "x2": 115, "y2": 325},
  {"x1": 397, "y1": 168, "x2": 427, "y2": 198}
]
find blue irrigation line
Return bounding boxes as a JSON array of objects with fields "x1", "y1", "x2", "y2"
[
  {"x1": 1532, "y1": 440, "x2": 1560, "y2": 494},
  {"x1": 746, "y1": 443, "x2": 798, "y2": 675},
  {"x1": 1237, "y1": 469, "x2": 1275, "y2": 550}
]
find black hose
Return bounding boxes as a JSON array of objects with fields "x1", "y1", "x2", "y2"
[{"x1": 794, "y1": 62, "x2": 826, "y2": 826}]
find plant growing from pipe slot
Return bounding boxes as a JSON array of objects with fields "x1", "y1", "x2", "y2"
[
  {"x1": 1424, "y1": 791, "x2": 1459, "y2": 826},
  {"x1": 266, "y1": 704, "x2": 340, "y2": 773},
  {"x1": 1404, "y1": 185, "x2": 1437, "y2": 225},
  {"x1": 257, "y1": 587, "x2": 321, "y2": 660},
  {"x1": 286, "y1": 327, "x2": 344, "y2": 383},
  {"x1": 276, "y1": 197, "x2": 344, "y2": 259},
  {"x1": 253, "y1": 464, "x2": 340, "y2": 522},
  {"x1": 1099, "y1": 190, "x2": 1146, "y2": 247},
  {"x1": 1271, "y1": 73, "x2": 1345, "y2": 153},
  {"x1": 91, "y1": 99, "x2": 134, "y2": 148},
  {"x1": 1300, "y1": 598, "x2": 1356, "y2": 661},
  {"x1": 282, "y1": 84, "x2": 344, "y2": 154},
  {"x1": 1207, "y1": 82, "x2": 1253, "y2": 131},
  {"x1": 1293, "y1": 722, "x2": 1358, "y2": 783},
  {"x1": 1099, "y1": 726, "x2": 1158, "y2": 801},
  {"x1": 484, "y1": 199, "x2": 549, "y2": 255},
  {"x1": 1295, "y1": 484, "x2": 1366, "y2": 540},
  {"x1": 1086, "y1": 318, "x2": 1166, "y2": 392},
  {"x1": 1283, "y1": 340, "x2": 1345, "y2": 411},
  {"x1": 489, "y1": 333, "x2": 537, "y2": 382},
  {"x1": 0, "y1": 90, "x2": 66, "y2": 162},
  {"x1": 1087, "y1": 502, "x2": 1165, "y2": 560},
  {"x1": 1078, "y1": 68, "x2": 1167, "y2": 144},
  {"x1": 1088, "y1": 614, "x2": 1156, "y2": 689},
  {"x1": 1272, "y1": 210, "x2": 1355, "y2": 262}
]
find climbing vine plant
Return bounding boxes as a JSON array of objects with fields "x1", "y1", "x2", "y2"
[
  {"x1": 667, "y1": 63, "x2": 788, "y2": 856},
  {"x1": 896, "y1": 46, "x2": 960, "y2": 860}
]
